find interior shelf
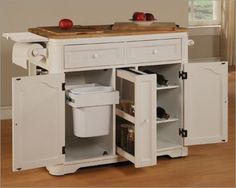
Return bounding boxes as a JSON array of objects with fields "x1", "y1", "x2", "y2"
[
  {"x1": 116, "y1": 146, "x2": 135, "y2": 163},
  {"x1": 116, "y1": 108, "x2": 135, "y2": 124},
  {"x1": 156, "y1": 85, "x2": 179, "y2": 91},
  {"x1": 65, "y1": 137, "x2": 112, "y2": 162},
  {"x1": 157, "y1": 118, "x2": 179, "y2": 124},
  {"x1": 157, "y1": 137, "x2": 182, "y2": 152}
]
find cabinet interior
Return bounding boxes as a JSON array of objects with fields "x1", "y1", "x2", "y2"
[
  {"x1": 64, "y1": 63, "x2": 183, "y2": 162},
  {"x1": 157, "y1": 123, "x2": 182, "y2": 151},
  {"x1": 65, "y1": 69, "x2": 115, "y2": 162},
  {"x1": 66, "y1": 69, "x2": 113, "y2": 86},
  {"x1": 116, "y1": 117, "x2": 135, "y2": 156},
  {"x1": 116, "y1": 77, "x2": 135, "y2": 115}
]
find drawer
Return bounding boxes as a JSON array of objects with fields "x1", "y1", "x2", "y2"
[
  {"x1": 127, "y1": 39, "x2": 181, "y2": 64},
  {"x1": 64, "y1": 43, "x2": 124, "y2": 69}
]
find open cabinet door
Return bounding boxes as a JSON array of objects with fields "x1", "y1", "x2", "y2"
[
  {"x1": 12, "y1": 74, "x2": 65, "y2": 171},
  {"x1": 116, "y1": 69, "x2": 156, "y2": 168},
  {"x1": 183, "y1": 62, "x2": 228, "y2": 146}
]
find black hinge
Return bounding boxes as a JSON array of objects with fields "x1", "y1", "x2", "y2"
[
  {"x1": 179, "y1": 128, "x2": 188, "y2": 137},
  {"x1": 62, "y1": 146, "x2": 66, "y2": 154},
  {"x1": 179, "y1": 71, "x2": 188, "y2": 80},
  {"x1": 62, "y1": 83, "x2": 65, "y2": 91}
]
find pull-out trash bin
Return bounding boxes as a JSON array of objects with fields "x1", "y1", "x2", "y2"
[{"x1": 67, "y1": 83, "x2": 119, "y2": 137}]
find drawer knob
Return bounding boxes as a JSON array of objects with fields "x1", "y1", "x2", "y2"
[
  {"x1": 152, "y1": 49, "x2": 158, "y2": 55},
  {"x1": 188, "y1": 39, "x2": 195, "y2": 46},
  {"x1": 92, "y1": 54, "x2": 99, "y2": 59}
]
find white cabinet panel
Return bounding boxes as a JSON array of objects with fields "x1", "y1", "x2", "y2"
[
  {"x1": 184, "y1": 62, "x2": 228, "y2": 146},
  {"x1": 116, "y1": 69, "x2": 157, "y2": 167},
  {"x1": 12, "y1": 74, "x2": 65, "y2": 171}
]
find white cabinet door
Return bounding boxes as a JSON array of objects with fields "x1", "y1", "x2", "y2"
[
  {"x1": 184, "y1": 62, "x2": 228, "y2": 146},
  {"x1": 12, "y1": 74, "x2": 65, "y2": 171},
  {"x1": 116, "y1": 69, "x2": 157, "y2": 167}
]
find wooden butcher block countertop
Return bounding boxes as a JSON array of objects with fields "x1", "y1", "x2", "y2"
[{"x1": 28, "y1": 22, "x2": 187, "y2": 39}]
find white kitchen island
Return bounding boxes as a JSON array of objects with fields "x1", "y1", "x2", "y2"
[{"x1": 3, "y1": 25, "x2": 228, "y2": 175}]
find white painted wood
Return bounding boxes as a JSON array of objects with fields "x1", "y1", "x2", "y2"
[
  {"x1": 157, "y1": 122, "x2": 182, "y2": 154},
  {"x1": 157, "y1": 138, "x2": 181, "y2": 151},
  {"x1": 156, "y1": 85, "x2": 179, "y2": 91},
  {"x1": 157, "y1": 147, "x2": 187, "y2": 158},
  {"x1": 156, "y1": 118, "x2": 179, "y2": 124},
  {"x1": 2, "y1": 32, "x2": 48, "y2": 42},
  {"x1": 67, "y1": 91, "x2": 119, "y2": 108},
  {"x1": 127, "y1": 39, "x2": 181, "y2": 64},
  {"x1": 65, "y1": 137, "x2": 114, "y2": 162},
  {"x1": 46, "y1": 155, "x2": 123, "y2": 176},
  {"x1": 116, "y1": 69, "x2": 157, "y2": 168},
  {"x1": 1, "y1": 106, "x2": 12, "y2": 120},
  {"x1": 116, "y1": 69, "x2": 137, "y2": 83},
  {"x1": 117, "y1": 147, "x2": 135, "y2": 163},
  {"x1": 116, "y1": 108, "x2": 135, "y2": 124},
  {"x1": 63, "y1": 60, "x2": 182, "y2": 73},
  {"x1": 184, "y1": 62, "x2": 228, "y2": 146},
  {"x1": 12, "y1": 73, "x2": 65, "y2": 171},
  {"x1": 64, "y1": 43, "x2": 125, "y2": 69}
]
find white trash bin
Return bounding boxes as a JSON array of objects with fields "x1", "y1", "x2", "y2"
[{"x1": 68, "y1": 84, "x2": 119, "y2": 137}]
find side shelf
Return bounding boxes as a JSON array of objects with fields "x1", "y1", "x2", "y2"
[
  {"x1": 116, "y1": 108, "x2": 135, "y2": 124},
  {"x1": 116, "y1": 69, "x2": 157, "y2": 168}
]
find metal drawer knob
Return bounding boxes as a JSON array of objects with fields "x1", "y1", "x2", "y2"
[
  {"x1": 92, "y1": 54, "x2": 99, "y2": 59},
  {"x1": 152, "y1": 49, "x2": 158, "y2": 55}
]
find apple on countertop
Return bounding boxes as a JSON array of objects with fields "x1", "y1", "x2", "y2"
[
  {"x1": 59, "y1": 19, "x2": 74, "y2": 30},
  {"x1": 132, "y1": 12, "x2": 156, "y2": 21}
]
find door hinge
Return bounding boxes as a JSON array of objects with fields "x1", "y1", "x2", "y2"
[
  {"x1": 62, "y1": 83, "x2": 65, "y2": 91},
  {"x1": 179, "y1": 71, "x2": 187, "y2": 80},
  {"x1": 62, "y1": 146, "x2": 66, "y2": 154},
  {"x1": 179, "y1": 128, "x2": 188, "y2": 137}
]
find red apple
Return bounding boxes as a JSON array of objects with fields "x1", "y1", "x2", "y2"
[
  {"x1": 59, "y1": 19, "x2": 73, "y2": 30},
  {"x1": 145, "y1": 13, "x2": 155, "y2": 21},
  {"x1": 132, "y1": 12, "x2": 146, "y2": 21}
]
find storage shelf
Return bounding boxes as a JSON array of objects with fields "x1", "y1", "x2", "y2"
[
  {"x1": 157, "y1": 137, "x2": 181, "y2": 152},
  {"x1": 156, "y1": 118, "x2": 179, "y2": 124},
  {"x1": 65, "y1": 137, "x2": 111, "y2": 162},
  {"x1": 116, "y1": 146, "x2": 135, "y2": 163},
  {"x1": 116, "y1": 108, "x2": 135, "y2": 124},
  {"x1": 156, "y1": 85, "x2": 179, "y2": 91}
]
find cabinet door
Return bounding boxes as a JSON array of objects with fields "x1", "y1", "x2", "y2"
[
  {"x1": 12, "y1": 74, "x2": 65, "y2": 171},
  {"x1": 116, "y1": 69, "x2": 157, "y2": 168},
  {"x1": 184, "y1": 62, "x2": 228, "y2": 146}
]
